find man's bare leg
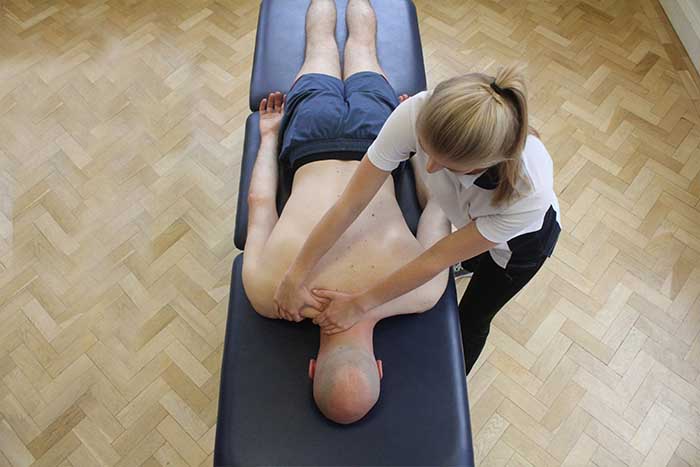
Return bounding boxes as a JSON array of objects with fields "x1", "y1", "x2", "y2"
[
  {"x1": 295, "y1": 0, "x2": 341, "y2": 81},
  {"x1": 343, "y1": 0, "x2": 386, "y2": 80}
]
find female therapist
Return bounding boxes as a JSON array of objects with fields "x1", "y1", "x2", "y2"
[{"x1": 275, "y1": 65, "x2": 561, "y2": 374}]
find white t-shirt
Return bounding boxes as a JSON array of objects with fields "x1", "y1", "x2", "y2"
[{"x1": 367, "y1": 91, "x2": 561, "y2": 269}]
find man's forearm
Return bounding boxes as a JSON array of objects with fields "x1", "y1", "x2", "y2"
[{"x1": 248, "y1": 134, "x2": 279, "y2": 201}]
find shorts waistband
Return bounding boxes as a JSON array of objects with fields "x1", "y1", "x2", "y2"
[
  {"x1": 292, "y1": 150, "x2": 365, "y2": 173},
  {"x1": 282, "y1": 138, "x2": 375, "y2": 172}
]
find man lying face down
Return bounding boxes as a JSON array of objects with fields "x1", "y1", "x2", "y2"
[
  {"x1": 243, "y1": 89, "x2": 449, "y2": 424},
  {"x1": 241, "y1": 0, "x2": 450, "y2": 424}
]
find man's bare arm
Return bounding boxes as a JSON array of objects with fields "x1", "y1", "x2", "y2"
[
  {"x1": 242, "y1": 93, "x2": 285, "y2": 318},
  {"x1": 243, "y1": 93, "x2": 284, "y2": 259}
]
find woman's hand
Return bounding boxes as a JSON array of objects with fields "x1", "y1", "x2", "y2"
[
  {"x1": 311, "y1": 289, "x2": 367, "y2": 335},
  {"x1": 274, "y1": 274, "x2": 328, "y2": 322},
  {"x1": 398, "y1": 93, "x2": 411, "y2": 103},
  {"x1": 258, "y1": 91, "x2": 286, "y2": 137}
]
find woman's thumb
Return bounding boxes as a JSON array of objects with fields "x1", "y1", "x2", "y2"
[{"x1": 311, "y1": 289, "x2": 336, "y2": 300}]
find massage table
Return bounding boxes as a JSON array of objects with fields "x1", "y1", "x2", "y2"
[{"x1": 215, "y1": 1, "x2": 475, "y2": 465}]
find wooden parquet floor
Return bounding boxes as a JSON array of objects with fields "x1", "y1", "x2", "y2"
[{"x1": 0, "y1": 0, "x2": 699, "y2": 466}]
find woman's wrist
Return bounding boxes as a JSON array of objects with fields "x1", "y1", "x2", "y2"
[{"x1": 284, "y1": 262, "x2": 308, "y2": 287}]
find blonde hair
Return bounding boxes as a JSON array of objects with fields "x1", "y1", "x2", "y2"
[{"x1": 416, "y1": 64, "x2": 534, "y2": 205}]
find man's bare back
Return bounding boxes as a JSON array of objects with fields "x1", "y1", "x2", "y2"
[{"x1": 243, "y1": 159, "x2": 447, "y2": 322}]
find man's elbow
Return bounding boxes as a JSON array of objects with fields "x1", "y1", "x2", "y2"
[
  {"x1": 247, "y1": 191, "x2": 275, "y2": 206},
  {"x1": 425, "y1": 270, "x2": 449, "y2": 310},
  {"x1": 413, "y1": 272, "x2": 448, "y2": 313},
  {"x1": 242, "y1": 262, "x2": 279, "y2": 320}
]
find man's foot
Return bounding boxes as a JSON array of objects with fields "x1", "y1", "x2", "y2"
[{"x1": 453, "y1": 262, "x2": 473, "y2": 279}]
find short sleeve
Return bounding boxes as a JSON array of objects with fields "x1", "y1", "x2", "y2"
[
  {"x1": 475, "y1": 208, "x2": 546, "y2": 244},
  {"x1": 366, "y1": 94, "x2": 420, "y2": 171}
]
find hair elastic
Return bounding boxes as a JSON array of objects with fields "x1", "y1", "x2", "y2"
[{"x1": 490, "y1": 80, "x2": 505, "y2": 95}]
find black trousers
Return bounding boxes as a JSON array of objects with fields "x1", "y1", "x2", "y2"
[{"x1": 458, "y1": 252, "x2": 547, "y2": 375}]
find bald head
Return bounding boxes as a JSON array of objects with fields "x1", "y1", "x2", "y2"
[{"x1": 313, "y1": 345, "x2": 380, "y2": 424}]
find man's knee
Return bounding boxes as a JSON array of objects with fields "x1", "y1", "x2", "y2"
[
  {"x1": 346, "y1": 13, "x2": 376, "y2": 47},
  {"x1": 306, "y1": 0, "x2": 337, "y2": 31}
]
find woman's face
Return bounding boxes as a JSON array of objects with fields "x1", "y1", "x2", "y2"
[
  {"x1": 419, "y1": 137, "x2": 490, "y2": 175},
  {"x1": 425, "y1": 153, "x2": 485, "y2": 175}
]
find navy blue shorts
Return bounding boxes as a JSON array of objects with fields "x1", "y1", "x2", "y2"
[{"x1": 278, "y1": 71, "x2": 400, "y2": 173}]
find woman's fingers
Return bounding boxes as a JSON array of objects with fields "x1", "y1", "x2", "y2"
[
  {"x1": 315, "y1": 311, "x2": 330, "y2": 326},
  {"x1": 259, "y1": 98, "x2": 267, "y2": 113},
  {"x1": 300, "y1": 308, "x2": 321, "y2": 320},
  {"x1": 311, "y1": 289, "x2": 339, "y2": 300},
  {"x1": 314, "y1": 313, "x2": 325, "y2": 325},
  {"x1": 307, "y1": 294, "x2": 326, "y2": 311},
  {"x1": 309, "y1": 290, "x2": 333, "y2": 312},
  {"x1": 281, "y1": 306, "x2": 293, "y2": 321}
]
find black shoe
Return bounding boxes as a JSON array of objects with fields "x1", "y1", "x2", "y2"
[{"x1": 452, "y1": 262, "x2": 473, "y2": 279}]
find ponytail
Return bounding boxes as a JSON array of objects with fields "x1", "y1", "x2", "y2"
[
  {"x1": 492, "y1": 65, "x2": 530, "y2": 204},
  {"x1": 416, "y1": 64, "x2": 534, "y2": 205}
]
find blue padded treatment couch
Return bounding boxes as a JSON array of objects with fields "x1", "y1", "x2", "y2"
[{"x1": 215, "y1": 1, "x2": 475, "y2": 466}]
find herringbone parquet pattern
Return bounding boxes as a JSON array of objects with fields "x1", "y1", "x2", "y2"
[{"x1": 0, "y1": 1, "x2": 698, "y2": 466}]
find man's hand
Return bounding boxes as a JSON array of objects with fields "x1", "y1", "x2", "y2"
[
  {"x1": 274, "y1": 274, "x2": 328, "y2": 322},
  {"x1": 311, "y1": 289, "x2": 366, "y2": 335},
  {"x1": 259, "y1": 91, "x2": 286, "y2": 137}
]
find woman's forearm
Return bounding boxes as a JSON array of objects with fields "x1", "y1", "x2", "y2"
[
  {"x1": 357, "y1": 248, "x2": 447, "y2": 312},
  {"x1": 356, "y1": 222, "x2": 497, "y2": 312}
]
